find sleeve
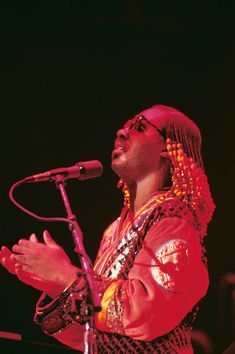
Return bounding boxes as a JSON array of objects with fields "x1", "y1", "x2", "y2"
[
  {"x1": 95, "y1": 217, "x2": 209, "y2": 340},
  {"x1": 53, "y1": 323, "x2": 84, "y2": 352}
]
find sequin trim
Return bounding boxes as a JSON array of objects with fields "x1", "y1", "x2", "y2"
[{"x1": 105, "y1": 281, "x2": 127, "y2": 334}]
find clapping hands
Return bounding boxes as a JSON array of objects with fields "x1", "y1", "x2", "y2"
[{"x1": 0, "y1": 230, "x2": 79, "y2": 298}]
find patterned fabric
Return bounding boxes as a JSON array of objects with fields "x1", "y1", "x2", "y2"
[
  {"x1": 151, "y1": 238, "x2": 191, "y2": 292},
  {"x1": 94, "y1": 195, "x2": 198, "y2": 281},
  {"x1": 36, "y1": 194, "x2": 207, "y2": 354},
  {"x1": 34, "y1": 274, "x2": 88, "y2": 335},
  {"x1": 93, "y1": 195, "x2": 200, "y2": 352},
  {"x1": 96, "y1": 324, "x2": 192, "y2": 353}
]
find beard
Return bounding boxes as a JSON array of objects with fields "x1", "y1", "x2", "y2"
[{"x1": 111, "y1": 151, "x2": 157, "y2": 184}]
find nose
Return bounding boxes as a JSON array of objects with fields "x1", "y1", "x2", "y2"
[{"x1": 116, "y1": 127, "x2": 129, "y2": 140}]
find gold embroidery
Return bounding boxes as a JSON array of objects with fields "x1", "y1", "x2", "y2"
[
  {"x1": 151, "y1": 239, "x2": 190, "y2": 292},
  {"x1": 96, "y1": 280, "x2": 125, "y2": 333},
  {"x1": 106, "y1": 281, "x2": 126, "y2": 334},
  {"x1": 94, "y1": 193, "x2": 171, "y2": 277}
]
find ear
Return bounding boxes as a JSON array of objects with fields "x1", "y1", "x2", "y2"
[
  {"x1": 160, "y1": 142, "x2": 169, "y2": 159},
  {"x1": 160, "y1": 150, "x2": 169, "y2": 159}
]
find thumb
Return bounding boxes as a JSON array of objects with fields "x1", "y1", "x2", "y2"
[{"x1": 43, "y1": 230, "x2": 59, "y2": 248}]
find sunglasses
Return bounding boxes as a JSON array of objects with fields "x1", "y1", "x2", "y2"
[{"x1": 125, "y1": 115, "x2": 165, "y2": 138}]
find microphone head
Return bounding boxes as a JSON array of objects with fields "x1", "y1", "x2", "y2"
[{"x1": 76, "y1": 160, "x2": 103, "y2": 180}]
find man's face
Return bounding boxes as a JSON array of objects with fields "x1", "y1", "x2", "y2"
[{"x1": 111, "y1": 107, "x2": 166, "y2": 183}]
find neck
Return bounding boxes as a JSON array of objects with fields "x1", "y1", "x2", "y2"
[{"x1": 127, "y1": 171, "x2": 169, "y2": 213}]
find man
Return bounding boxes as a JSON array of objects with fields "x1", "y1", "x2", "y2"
[{"x1": 0, "y1": 105, "x2": 215, "y2": 353}]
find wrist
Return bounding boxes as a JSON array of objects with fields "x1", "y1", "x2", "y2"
[
  {"x1": 47, "y1": 265, "x2": 81, "y2": 299},
  {"x1": 34, "y1": 272, "x2": 88, "y2": 335}
]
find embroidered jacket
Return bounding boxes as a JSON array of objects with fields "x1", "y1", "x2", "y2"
[{"x1": 35, "y1": 195, "x2": 209, "y2": 353}]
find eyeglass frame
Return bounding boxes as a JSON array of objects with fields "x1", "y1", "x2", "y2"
[{"x1": 125, "y1": 115, "x2": 165, "y2": 138}]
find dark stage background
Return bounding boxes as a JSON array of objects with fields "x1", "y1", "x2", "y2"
[{"x1": 0, "y1": 2, "x2": 234, "y2": 353}]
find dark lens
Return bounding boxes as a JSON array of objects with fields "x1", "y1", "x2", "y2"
[
  {"x1": 136, "y1": 117, "x2": 146, "y2": 132},
  {"x1": 127, "y1": 116, "x2": 146, "y2": 132},
  {"x1": 136, "y1": 122, "x2": 145, "y2": 132},
  {"x1": 128, "y1": 118, "x2": 138, "y2": 131}
]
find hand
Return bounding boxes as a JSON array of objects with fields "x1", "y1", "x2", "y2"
[
  {"x1": 3, "y1": 231, "x2": 79, "y2": 297},
  {"x1": 0, "y1": 239, "x2": 50, "y2": 293},
  {"x1": 0, "y1": 245, "x2": 17, "y2": 274}
]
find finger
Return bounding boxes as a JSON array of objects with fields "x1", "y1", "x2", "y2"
[
  {"x1": 12, "y1": 244, "x2": 31, "y2": 254},
  {"x1": 0, "y1": 247, "x2": 13, "y2": 264},
  {"x1": 43, "y1": 230, "x2": 59, "y2": 248},
  {"x1": 1, "y1": 257, "x2": 7, "y2": 265},
  {"x1": 16, "y1": 239, "x2": 43, "y2": 252},
  {"x1": 1, "y1": 246, "x2": 12, "y2": 256},
  {"x1": 1, "y1": 256, "x2": 17, "y2": 274},
  {"x1": 12, "y1": 244, "x2": 23, "y2": 253},
  {"x1": 18, "y1": 239, "x2": 34, "y2": 247},
  {"x1": 12, "y1": 254, "x2": 30, "y2": 265},
  {"x1": 15, "y1": 263, "x2": 31, "y2": 273},
  {"x1": 29, "y1": 233, "x2": 39, "y2": 242}
]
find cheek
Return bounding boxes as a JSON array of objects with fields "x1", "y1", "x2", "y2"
[
  {"x1": 133, "y1": 144, "x2": 160, "y2": 170},
  {"x1": 142, "y1": 140, "x2": 162, "y2": 158},
  {"x1": 142, "y1": 142, "x2": 163, "y2": 168}
]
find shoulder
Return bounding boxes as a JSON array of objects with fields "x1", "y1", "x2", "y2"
[{"x1": 147, "y1": 197, "x2": 197, "y2": 235}]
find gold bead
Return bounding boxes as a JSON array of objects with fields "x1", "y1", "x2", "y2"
[{"x1": 167, "y1": 144, "x2": 172, "y2": 151}]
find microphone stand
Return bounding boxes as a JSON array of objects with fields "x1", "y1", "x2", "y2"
[{"x1": 55, "y1": 175, "x2": 101, "y2": 354}]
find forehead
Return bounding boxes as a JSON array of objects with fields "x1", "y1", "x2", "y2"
[{"x1": 137, "y1": 107, "x2": 164, "y2": 123}]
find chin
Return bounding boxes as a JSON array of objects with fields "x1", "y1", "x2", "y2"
[
  {"x1": 111, "y1": 160, "x2": 134, "y2": 184},
  {"x1": 111, "y1": 158, "x2": 122, "y2": 175}
]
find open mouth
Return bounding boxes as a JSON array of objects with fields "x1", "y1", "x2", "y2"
[
  {"x1": 112, "y1": 147, "x2": 125, "y2": 159},
  {"x1": 112, "y1": 142, "x2": 128, "y2": 159}
]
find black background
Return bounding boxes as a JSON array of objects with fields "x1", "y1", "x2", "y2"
[{"x1": 0, "y1": 1, "x2": 234, "y2": 353}]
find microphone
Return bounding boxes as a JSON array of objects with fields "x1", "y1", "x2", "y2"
[{"x1": 25, "y1": 160, "x2": 103, "y2": 183}]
